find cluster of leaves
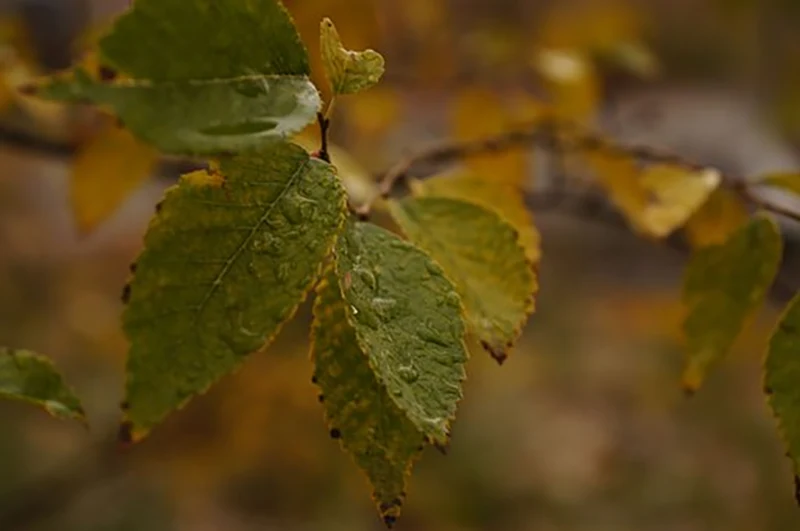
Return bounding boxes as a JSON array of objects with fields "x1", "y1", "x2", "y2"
[{"x1": 1, "y1": 0, "x2": 800, "y2": 526}]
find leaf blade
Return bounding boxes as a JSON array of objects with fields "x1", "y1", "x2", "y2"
[
  {"x1": 0, "y1": 349, "x2": 85, "y2": 422},
  {"x1": 99, "y1": 0, "x2": 310, "y2": 80},
  {"x1": 38, "y1": 72, "x2": 321, "y2": 155},
  {"x1": 311, "y1": 269, "x2": 422, "y2": 527},
  {"x1": 764, "y1": 294, "x2": 800, "y2": 487},
  {"x1": 320, "y1": 18, "x2": 385, "y2": 95},
  {"x1": 682, "y1": 215, "x2": 782, "y2": 391},
  {"x1": 334, "y1": 220, "x2": 468, "y2": 446},
  {"x1": 389, "y1": 197, "x2": 536, "y2": 363},
  {"x1": 410, "y1": 172, "x2": 541, "y2": 262},
  {"x1": 122, "y1": 141, "x2": 346, "y2": 440}
]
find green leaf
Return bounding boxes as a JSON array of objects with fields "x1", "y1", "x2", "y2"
[
  {"x1": 38, "y1": 71, "x2": 321, "y2": 155},
  {"x1": 32, "y1": 0, "x2": 319, "y2": 154},
  {"x1": 410, "y1": 172, "x2": 541, "y2": 263},
  {"x1": 388, "y1": 197, "x2": 536, "y2": 363},
  {"x1": 320, "y1": 17, "x2": 385, "y2": 95},
  {"x1": 311, "y1": 269, "x2": 422, "y2": 528},
  {"x1": 121, "y1": 141, "x2": 346, "y2": 441},
  {"x1": 0, "y1": 348, "x2": 85, "y2": 422},
  {"x1": 682, "y1": 215, "x2": 782, "y2": 392},
  {"x1": 333, "y1": 220, "x2": 468, "y2": 446},
  {"x1": 99, "y1": 0, "x2": 310, "y2": 80},
  {"x1": 764, "y1": 294, "x2": 800, "y2": 488},
  {"x1": 760, "y1": 172, "x2": 800, "y2": 197}
]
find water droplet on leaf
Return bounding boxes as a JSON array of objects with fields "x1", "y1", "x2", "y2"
[
  {"x1": 371, "y1": 297, "x2": 397, "y2": 321},
  {"x1": 397, "y1": 364, "x2": 419, "y2": 383},
  {"x1": 355, "y1": 267, "x2": 377, "y2": 290},
  {"x1": 282, "y1": 195, "x2": 305, "y2": 224}
]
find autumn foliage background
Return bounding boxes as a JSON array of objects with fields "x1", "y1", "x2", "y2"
[{"x1": 1, "y1": 0, "x2": 800, "y2": 529}]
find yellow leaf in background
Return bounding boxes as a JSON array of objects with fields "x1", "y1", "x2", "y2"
[
  {"x1": 587, "y1": 150, "x2": 649, "y2": 223},
  {"x1": 588, "y1": 153, "x2": 720, "y2": 238},
  {"x1": 71, "y1": 126, "x2": 159, "y2": 233},
  {"x1": 452, "y1": 87, "x2": 532, "y2": 187},
  {"x1": 534, "y1": 48, "x2": 599, "y2": 121},
  {"x1": 537, "y1": 1, "x2": 645, "y2": 54},
  {"x1": 684, "y1": 188, "x2": 749, "y2": 249},
  {"x1": 342, "y1": 85, "x2": 401, "y2": 137},
  {"x1": 410, "y1": 172, "x2": 541, "y2": 263},
  {"x1": 638, "y1": 164, "x2": 721, "y2": 238},
  {"x1": 760, "y1": 172, "x2": 800, "y2": 197}
]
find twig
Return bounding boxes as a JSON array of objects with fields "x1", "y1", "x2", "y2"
[
  {"x1": 316, "y1": 112, "x2": 331, "y2": 163},
  {"x1": 355, "y1": 118, "x2": 800, "y2": 224}
]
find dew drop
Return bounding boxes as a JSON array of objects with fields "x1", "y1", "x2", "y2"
[
  {"x1": 267, "y1": 213, "x2": 288, "y2": 229},
  {"x1": 443, "y1": 290, "x2": 461, "y2": 308},
  {"x1": 357, "y1": 307, "x2": 380, "y2": 329},
  {"x1": 355, "y1": 267, "x2": 377, "y2": 290},
  {"x1": 282, "y1": 194, "x2": 305, "y2": 224},
  {"x1": 234, "y1": 78, "x2": 269, "y2": 98},
  {"x1": 417, "y1": 324, "x2": 450, "y2": 347},
  {"x1": 371, "y1": 297, "x2": 397, "y2": 322},
  {"x1": 277, "y1": 263, "x2": 292, "y2": 282},
  {"x1": 397, "y1": 364, "x2": 419, "y2": 383}
]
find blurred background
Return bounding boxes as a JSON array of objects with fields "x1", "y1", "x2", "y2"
[{"x1": 1, "y1": 0, "x2": 800, "y2": 529}]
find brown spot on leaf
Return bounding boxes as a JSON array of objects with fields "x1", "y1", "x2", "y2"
[
  {"x1": 118, "y1": 421, "x2": 134, "y2": 445},
  {"x1": 317, "y1": 394, "x2": 325, "y2": 403},
  {"x1": 764, "y1": 385, "x2": 774, "y2": 395},
  {"x1": 98, "y1": 65, "x2": 118, "y2": 81},
  {"x1": 155, "y1": 201, "x2": 164, "y2": 213},
  {"x1": 120, "y1": 401, "x2": 130, "y2": 411},
  {"x1": 129, "y1": 262, "x2": 138, "y2": 274},
  {"x1": 794, "y1": 475, "x2": 800, "y2": 506},
  {"x1": 17, "y1": 83, "x2": 38, "y2": 96},
  {"x1": 311, "y1": 375, "x2": 318, "y2": 384},
  {"x1": 329, "y1": 428, "x2": 341, "y2": 439},
  {"x1": 480, "y1": 339, "x2": 508, "y2": 365},
  {"x1": 382, "y1": 515, "x2": 397, "y2": 529},
  {"x1": 121, "y1": 284, "x2": 131, "y2": 304}
]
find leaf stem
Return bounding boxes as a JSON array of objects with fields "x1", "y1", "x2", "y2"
[{"x1": 317, "y1": 112, "x2": 331, "y2": 164}]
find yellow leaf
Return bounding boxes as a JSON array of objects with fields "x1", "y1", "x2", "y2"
[
  {"x1": 71, "y1": 126, "x2": 159, "y2": 233},
  {"x1": 638, "y1": 164, "x2": 721, "y2": 238},
  {"x1": 389, "y1": 197, "x2": 536, "y2": 363},
  {"x1": 587, "y1": 151, "x2": 649, "y2": 223},
  {"x1": 588, "y1": 153, "x2": 720, "y2": 238},
  {"x1": 534, "y1": 48, "x2": 599, "y2": 121},
  {"x1": 342, "y1": 86, "x2": 401, "y2": 137},
  {"x1": 760, "y1": 172, "x2": 800, "y2": 197},
  {"x1": 410, "y1": 172, "x2": 541, "y2": 263},
  {"x1": 684, "y1": 188, "x2": 749, "y2": 249},
  {"x1": 451, "y1": 87, "x2": 531, "y2": 187},
  {"x1": 319, "y1": 18, "x2": 384, "y2": 96}
]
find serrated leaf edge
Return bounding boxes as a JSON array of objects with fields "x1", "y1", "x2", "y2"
[{"x1": 119, "y1": 152, "x2": 347, "y2": 443}]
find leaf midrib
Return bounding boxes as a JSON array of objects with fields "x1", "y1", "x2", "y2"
[{"x1": 193, "y1": 158, "x2": 310, "y2": 326}]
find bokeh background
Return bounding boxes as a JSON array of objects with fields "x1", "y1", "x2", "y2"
[{"x1": 1, "y1": 0, "x2": 800, "y2": 529}]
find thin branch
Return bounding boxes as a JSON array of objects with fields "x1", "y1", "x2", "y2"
[{"x1": 356, "y1": 118, "x2": 800, "y2": 224}]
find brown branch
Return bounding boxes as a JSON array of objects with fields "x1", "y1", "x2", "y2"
[{"x1": 356, "y1": 119, "x2": 800, "y2": 224}]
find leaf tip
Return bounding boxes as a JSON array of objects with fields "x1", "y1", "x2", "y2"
[{"x1": 480, "y1": 339, "x2": 509, "y2": 365}]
